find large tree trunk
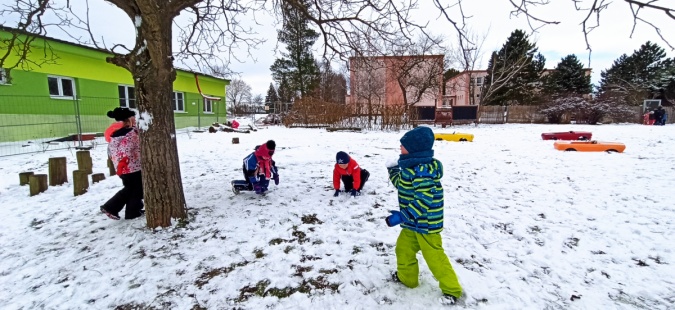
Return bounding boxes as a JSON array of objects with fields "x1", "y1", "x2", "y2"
[{"x1": 108, "y1": 3, "x2": 187, "y2": 228}]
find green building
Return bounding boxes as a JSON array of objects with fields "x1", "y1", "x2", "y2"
[{"x1": 0, "y1": 26, "x2": 230, "y2": 146}]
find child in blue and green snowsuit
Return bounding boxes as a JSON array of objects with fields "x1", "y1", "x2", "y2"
[{"x1": 386, "y1": 126, "x2": 463, "y2": 303}]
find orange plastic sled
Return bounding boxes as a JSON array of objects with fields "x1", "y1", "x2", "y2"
[{"x1": 554, "y1": 140, "x2": 626, "y2": 153}]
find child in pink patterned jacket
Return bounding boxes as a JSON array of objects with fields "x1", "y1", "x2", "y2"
[{"x1": 100, "y1": 107, "x2": 144, "y2": 220}]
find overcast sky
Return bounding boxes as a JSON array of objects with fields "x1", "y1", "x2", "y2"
[{"x1": 3, "y1": 0, "x2": 673, "y2": 96}]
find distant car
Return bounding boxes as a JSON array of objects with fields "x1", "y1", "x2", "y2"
[
  {"x1": 541, "y1": 131, "x2": 592, "y2": 141},
  {"x1": 554, "y1": 140, "x2": 626, "y2": 153},
  {"x1": 434, "y1": 132, "x2": 474, "y2": 142}
]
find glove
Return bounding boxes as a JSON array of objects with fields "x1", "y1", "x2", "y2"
[
  {"x1": 116, "y1": 157, "x2": 129, "y2": 175},
  {"x1": 248, "y1": 176, "x2": 258, "y2": 185},
  {"x1": 350, "y1": 189, "x2": 358, "y2": 197},
  {"x1": 272, "y1": 173, "x2": 279, "y2": 185},
  {"x1": 385, "y1": 158, "x2": 399, "y2": 168},
  {"x1": 333, "y1": 189, "x2": 341, "y2": 197},
  {"x1": 385, "y1": 210, "x2": 403, "y2": 227}
]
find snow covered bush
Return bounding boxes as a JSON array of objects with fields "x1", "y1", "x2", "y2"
[
  {"x1": 539, "y1": 96, "x2": 587, "y2": 124},
  {"x1": 540, "y1": 94, "x2": 636, "y2": 124},
  {"x1": 589, "y1": 93, "x2": 637, "y2": 124}
]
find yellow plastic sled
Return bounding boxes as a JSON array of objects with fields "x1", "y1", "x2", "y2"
[{"x1": 434, "y1": 132, "x2": 474, "y2": 142}]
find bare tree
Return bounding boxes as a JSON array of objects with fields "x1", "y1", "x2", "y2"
[
  {"x1": 446, "y1": 30, "x2": 488, "y2": 105},
  {"x1": 388, "y1": 36, "x2": 446, "y2": 108},
  {"x1": 508, "y1": 0, "x2": 675, "y2": 65},
  {"x1": 350, "y1": 57, "x2": 386, "y2": 126},
  {"x1": 227, "y1": 79, "x2": 252, "y2": 116},
  {"x1": 251, "y1": 94, "x2": 264, "y2": 106},
  {"x1": 480, "y1": 52, "x2": 532, "y2": 105}
]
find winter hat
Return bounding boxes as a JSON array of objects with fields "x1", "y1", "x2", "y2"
[
  {"x1": 336, "y1": 151, "x2": 350, "y2": 164},
  {"x1": 400, "y1": 126, "x2": 434, "y2": 154},
  {"x1": 266, "y1": 140, "x2": 276, "y2": 151},
  {"x1": 107, "y1": 107, "x2": 136, "y2": 121}
]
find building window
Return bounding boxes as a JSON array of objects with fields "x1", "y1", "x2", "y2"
[
  {"x1": 476, "y1": 77, "x2": 482, "y2": 86},
  {"x1": 203, "y1": 98, "x2": 215, "y2": 113},
  {"x1": 470, "y1": 78, "x2": 475, "y2": 85},
  {"x1": 172, "y1": 92, "x2": 184, "y2": 111},
  {"x1": 118, "y1": 85, "x2": 136, "y2": 108},
  {"x1": 0, "y1": 68, "x2": 7, "y2": 84},
  {"x1": 48, "y1": 76, "x2": 75, "y2": 98}
]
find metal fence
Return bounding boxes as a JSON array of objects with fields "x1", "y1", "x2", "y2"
[{"x1": 0, "y1": 95, "x2": 228, "y2": 157}]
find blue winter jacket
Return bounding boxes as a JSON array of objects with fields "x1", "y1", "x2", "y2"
[{"x1": 243, "y1": 152, "x2": 278, "y2": 180}]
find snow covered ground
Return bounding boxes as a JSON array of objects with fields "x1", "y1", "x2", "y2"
[{"x1": 0, "y1": 123, "x2": 673, "y2": 310}]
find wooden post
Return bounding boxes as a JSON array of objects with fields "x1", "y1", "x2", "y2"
[
  {"x1": 19, "y1": 172, "x2": 34, "y2": 186},
  {"x1": 232, "y1": 137, "x2": 239, "y2": 144},
  {"x1": 73, "y1": 170, "x2": 89, "y2": 196},
  {"x1": 48, "y1": 157, "x2": 68, "y2": 186},
  {"x1": 92, "y1": 173, "x2": 106, "y2": 183},
  {"x1": 29, "y1": 174, "x2": 48, "y2": 196},
  {"x1": 76, "y1": 151, "x2": 93, "y2": 174},
  {"x1": 107, "y1": 158, "x2": 116, "y2": 176}
]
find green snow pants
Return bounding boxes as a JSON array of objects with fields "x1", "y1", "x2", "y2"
[{"x1": 395, "y1": 228, "x2": 463, "y2": 298}]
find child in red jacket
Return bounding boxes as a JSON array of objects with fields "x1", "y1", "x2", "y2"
[{"x1": 333, "y1": 151, "x2": 370, "y2": 197}]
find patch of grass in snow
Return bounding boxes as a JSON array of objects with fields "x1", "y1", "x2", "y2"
[
  {"x1": 564, "y1": 237, "x2": 579, "y2": 249},
  {"x1": 455, "y1": 255, "x2": 489, "y2": 273},
  {"x1": 293, "y1": 265, "x2": 313, "y2": 276},
  {"x1": 648, "y1": 255, "x2": 667, "y2": 264},
  {"x1": 176, "y1": 218, "x2": 189, "y2": 228},
  {"x1": 236, "y1": 276, "x2": 340, "y2": 302},
  {"x1": 370, "y1": 242, "x2": 387, "y2": 252},
  {"x1": 114, "y1": 303, "x2": 161, "y2": 310},
  {"x1": 527, "y1": 226, "x2": 542, "y2": 234},
  {"x1": 292, "y1": 227, "x2": 309, "y2": 244},
  {"x1": 301, "y1": 213, "x2": 323, "y2": 225},
  {"x1": 609, "y1": 289, "x2": 661, "y2": 309},
  {"x1": 30, "y1": 218, "x2": 45, "y2": 229},
  {"x1": 133, "y1": 248, "x2": 147, "y2": 259},
  {"x1": 194, "y1": 260, "x2": 251, "y2": 288},
  {"x1": 283, "y1": 246, "x2": 295, "y2": 253},
  {"x1": 352, "y1": 246, "x2": 361, "y2": 254},
  {"x1": 269, "y1": 238, "x2": 288, "y2": 245},
  {"x1": 319, "y1": 268, "x2": 338, "y2": 274},
  {"x1": 237, "y1": 280, "x2": 270, "y2": 302},
  {"x1": 253, "y1": 248, "x2": 265, "y2": 259},
  {"x1": 493, "y1": 222, "x2": 514, "y2": 234},
  {"x1": 300, "y1": 255, "x2": 321, "y2": 262}
]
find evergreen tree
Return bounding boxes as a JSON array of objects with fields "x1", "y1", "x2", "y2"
[
  {"x1": 599, "y1": 41, "x2": 675, "y2": 105},
  {"x1": 543, "y1": 54, "x2": 592, "y2": 96},
  {"x1": 264, "y1": 83, "x2": 279, "y2": 113},
  {"x1": 277, "y1": 76, "x2": 294, "y2": 112},
  {"x1": 482, "y1": 29, "x2": 546, "y2": 105},
  {"x1": 270, "y1": 0, "x2": 320, "y2": 97}
]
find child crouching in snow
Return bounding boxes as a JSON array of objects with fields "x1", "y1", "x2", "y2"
[
  {"x1": 234, "y1": 140, "x2": 279, "y2": 195},
  {"x1": 385, "y1": 126, "x2": 463, "y2": 305},
  {"x1": 333, "y1": 151, "x2": 370, "y2": 197}
]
